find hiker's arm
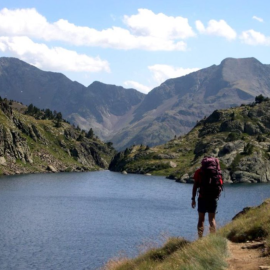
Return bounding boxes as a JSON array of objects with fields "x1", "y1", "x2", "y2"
[{"x1": 191, "y1": 182, "x2": 198, "y2": 208}]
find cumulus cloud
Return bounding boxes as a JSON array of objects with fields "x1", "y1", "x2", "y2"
[
  {"x1": 123, "y1": 81, "x2": 151, "y2": 94},
  {"x1": 0, "y1": 8, "x2": 192, "y2": 51},
  {"x1": 0, "y1": 36, "x2": 110, "y2": 72},
  {"x1": 148, "y1": 64, "x2": 199, "y2": 84},
  {"x1": 252, "y1": 16, "x2": 263, "y2": 23},
  {"x1": 123, "y1": 8, "x2": 195, "y2": 39},
  {"x1": 240, "y1": 30, "x2": 270, "y2": 46},
  {"x1": 195, "y1": 19, "x2": 237, "y2": 40}
]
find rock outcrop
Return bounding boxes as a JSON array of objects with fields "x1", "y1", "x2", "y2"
[
  {"x1": 0, "y1": 99, "x2": 116, "y2": 175},
  {"x1": 109, "y1": 98, "x2": 270, "y2": 184}
]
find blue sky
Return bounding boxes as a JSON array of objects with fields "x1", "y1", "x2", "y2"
[{"x1": 0, "y1": 0, "x2": 269, "y2": 93}]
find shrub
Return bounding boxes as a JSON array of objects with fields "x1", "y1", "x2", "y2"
[
  {"x1": 226, "y1": 132, "x2": 241, "y2": 142},
  {"x1": 243, "y1": 143, "x2": 253, "y2": 155}
]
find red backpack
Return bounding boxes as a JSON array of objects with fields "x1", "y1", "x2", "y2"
[{"x1": 199, "y1": 157, "x2": 223, "y2": 199}]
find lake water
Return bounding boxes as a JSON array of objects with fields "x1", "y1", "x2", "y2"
[{"x1": 0, "y1": 171, "x2": 270, "y2": 270}]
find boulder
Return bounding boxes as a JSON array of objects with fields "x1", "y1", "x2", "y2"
[
  {"x1": 244, "y1": 122, "x2": 261, "y2": 135},
  {"x1": 220, "y1": 120, "x2": 244, "y2": 133},
  {"x1": 205, "y1": 110, "x2": 226, "y2": 123},
  {"x1": 0, "y1": 156, "x2": 6, "y2": 166},
  {"x1": 47, "y1": 165, "x2": 57, "y2": 172},
  {"x1": 169, "y1": 161, "x2": 177, "y2": 168},
  {"x1": 180, "y1": 173, "x2": 190, "y2": 182}
]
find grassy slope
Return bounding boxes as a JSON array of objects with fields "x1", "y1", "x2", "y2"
[
  {"x1": 0, "y1": 102, "x2": 115, "y2": 175},
  {"x1": 104, "y1": 199, "x2": 270, "y2": 270},
  {"x1": 110, "y1": 100, "x2": 270, "y2": 180}
]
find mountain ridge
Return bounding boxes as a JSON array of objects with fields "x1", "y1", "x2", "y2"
[
  {"x1": 0, "y1": 57, "x2": 145, "y2": 143},
  {"x1": 111, "y1": 57, "x2": 270, "y2": 149},
  {"x1": 1, "y1": 56, "x2": 270, "y2": 150}
]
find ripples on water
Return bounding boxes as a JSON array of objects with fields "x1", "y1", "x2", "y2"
[{"x1": 0, "y1": 171, "x2": 270, "y2": 270}]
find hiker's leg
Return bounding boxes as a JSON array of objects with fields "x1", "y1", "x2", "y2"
[
  {"x1": 197, "y1": 212, "x2": 205, "y2": 238},
  {"x1": 208, "y1": 212, "x2": 216, "y2": 233}
]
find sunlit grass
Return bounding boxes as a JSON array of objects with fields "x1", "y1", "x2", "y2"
[
  {"x1": 104, "y1": 236, "x2": 227, "y2": 270},
  {"x1": 218, "y1": 199, "x2": 270, "y2": 248},
  {"x1": 104, "y1": 199, "x2": 270, "y2": 270}
]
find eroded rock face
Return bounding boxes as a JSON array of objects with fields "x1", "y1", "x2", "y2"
[
  {"x1": 218, "y1": 141, "x2": 245, "y2": 167},
  {"x1": 13, "y1": 118, "x2": 47, "y2": 144},
  {"x1": 231, "y1": 171, "x2": 260, "y2": 183},
  {"x1": 233, "y1": 154, "x2": 270, "y2": 183},
  {"x1": 0, "y1": 100, "x2": 116, "y2": 175},
  {"x1": 0, "y1": 125, "x2": 33, "y2": 164},
  {"x1": 0, "y1": 156, "x2": 6, "y2": 166},
  {"x1": 70, "y1": 141, "x2": 109, "y2": 169},
  {"x1": 220, "y1": 120, "x2": 245, "y2": 133}
]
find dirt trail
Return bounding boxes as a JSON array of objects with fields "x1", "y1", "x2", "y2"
[{"x1": 226, "y1": 240, "x2": 270, "y2": 270}]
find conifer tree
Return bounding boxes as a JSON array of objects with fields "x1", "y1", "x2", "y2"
[
  {"x1": 86, "y1": 128, "x2": 94, "y2": 139},
  {"x1": 56, "y1": 112, "x2": 62, "y2": 120},
  {"x1": 27, "y1": 104, "x2": 34, "y2": 113},
  {"x1": 55, "y1": 117, "x2": 62, "y2": 128}
]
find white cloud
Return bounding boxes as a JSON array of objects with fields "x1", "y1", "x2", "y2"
[
  {"x1": 0, "y1": 8, "x2": 191, "y2": 51},
  {"x1": 148, "y1": 64, "x2": 200, "y2": 84},
  {"x1": 123, "y1": 81, "x2": 151, "y2": 94},
  {"x1": 0, "y1": 36, "x2": 110, "y2": 73},
  {"x1": 125, "y1": 65, "x2": 200, "y2": 93},
  {"x1": 252, "y1": 16, "x2": 263, "y2": 23},
  {"x1": 195, "y1": 19, "x2": 237, "y2": 40},
  {"x1": 123, "y1": 8, "x2": 195, "y2": 39},
  {"x1": 240, "y1": 29, "x2": 270, "y2": 46}
]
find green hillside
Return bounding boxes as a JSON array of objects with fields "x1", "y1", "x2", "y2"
[
  {"x1": 0, "y1": 98, "x2": 116, "y2": 175},
  {"x1": 110, "y1": 96, "x2": 270, "y2": 184}
]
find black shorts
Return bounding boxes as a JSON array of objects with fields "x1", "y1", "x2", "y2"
[{"x1": 198, "y1": 198, "x2": 218, "y2": 213}]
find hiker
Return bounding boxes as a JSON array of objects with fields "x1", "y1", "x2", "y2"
[{"x1": 191, "y1": 156, "x2": 223, "y2": 238}]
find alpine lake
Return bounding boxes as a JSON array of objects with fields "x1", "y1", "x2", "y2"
[{"x1": 0, "y1": 170, "x2": 270, "y2": 270}]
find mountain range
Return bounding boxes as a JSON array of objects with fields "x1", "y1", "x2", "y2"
[{"x1": 0, "y1": 57, "x2": 270, "y2": 150}]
